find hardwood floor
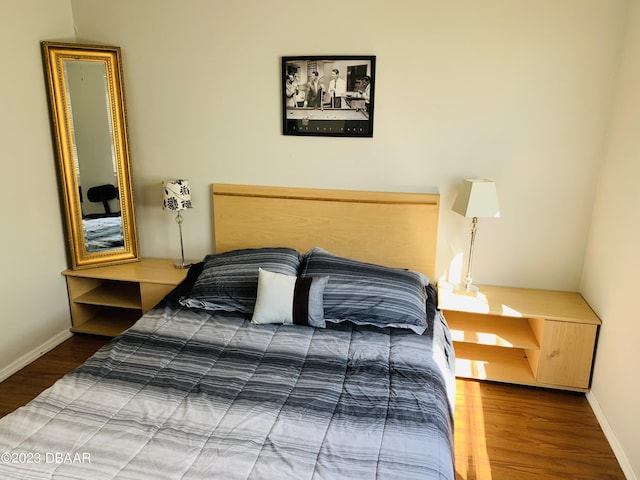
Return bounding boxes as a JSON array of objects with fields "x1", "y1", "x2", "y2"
[
  {"x1": 0, "y1": 334, "x2": 109, "y2": 418},
  {"x1": 454, "y1": 379, "x2": 626, "y2": 480},
  {"x1": 0, "y1": 335, "x2": 627, "y2": 479}
]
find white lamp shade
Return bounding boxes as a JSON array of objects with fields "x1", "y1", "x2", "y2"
[
  {"x1": 163, "y1": 180, "x2": 192, "y2": 211},
  {"x1": 452, "y1": 179, "x2": 500, "y2": 218}
]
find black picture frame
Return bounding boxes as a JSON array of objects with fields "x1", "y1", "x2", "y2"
[{"x1": 282, "y1": 55, "x2": 375, "y2": 138}]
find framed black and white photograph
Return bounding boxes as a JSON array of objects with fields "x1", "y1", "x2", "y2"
[{"x1": 282, "y1": 56, "x2": 375, "y2": 138}]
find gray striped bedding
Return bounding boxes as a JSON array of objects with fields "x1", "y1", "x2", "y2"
[
  {"x1": 0, "y1": 301, "x2": 455, "y2": 479},
  {"x1": 83, "y1": 216, "x2": 124, "y2": 252}
]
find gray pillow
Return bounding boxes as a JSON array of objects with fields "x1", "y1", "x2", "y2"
[
  {"x1": 180, "y1": 247, "x2": 302, "y2": 313},
  {"x1": 300, "y1": 247, "x2": 429, "y2": 334}
]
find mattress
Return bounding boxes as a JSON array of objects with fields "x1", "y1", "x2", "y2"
[
  {"x1": 83, "y1": 216, "x2": 124, "y2": 252},
  {"x1": 0, "y1": 298, "x2": 455, "y2": 479}
]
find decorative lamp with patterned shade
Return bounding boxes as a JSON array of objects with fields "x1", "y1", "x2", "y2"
[{"x1": 163, "y1": 179, "x2": 193, "y2": 268}]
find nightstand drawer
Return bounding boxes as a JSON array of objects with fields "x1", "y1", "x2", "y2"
[{"x1": 530, "y1": 319, "x2": 598, "y2": 389}]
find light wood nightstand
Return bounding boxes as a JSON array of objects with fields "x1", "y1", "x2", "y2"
[
  {"x1": 438, "y1": 282, "x2": 601, "y2": 392},
  {"x1": 62, "y1": 258, "x2": 189, "y2": 337}
]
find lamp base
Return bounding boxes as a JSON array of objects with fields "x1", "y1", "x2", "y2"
[
  {"x1": 174, "y1": 260, "x2": 193, "y2": 269},
  {"x1": 453, "y1": 283, "x2": 480, "y2": 296}
]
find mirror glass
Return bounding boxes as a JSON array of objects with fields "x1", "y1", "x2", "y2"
[{"x1": 42, "y1": 42, "x2": 139, "y2": 269}]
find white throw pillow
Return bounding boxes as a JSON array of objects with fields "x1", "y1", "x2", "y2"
[{"x1": 251, "y1": 268, "x2": 328, "y2": 327}]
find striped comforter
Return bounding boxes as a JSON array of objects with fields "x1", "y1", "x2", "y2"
[
  {"x1": 83, "y1": 216, "x2": 124, "y2": 252},
  {"x1": 0, "y1": 302, "x2": 455, "y2": 479}
]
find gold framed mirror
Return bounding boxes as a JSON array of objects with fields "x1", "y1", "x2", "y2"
[{"x1": 42, "y1": 42, "x2": 139, "y2": 269}]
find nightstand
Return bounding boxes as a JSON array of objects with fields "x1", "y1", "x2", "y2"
[
  {"x1": 62, "y1": 258, "x2": 189, "y2": 337},
  {"x1": 438, "y1": 282, "x2": 601, "y2": 392}
]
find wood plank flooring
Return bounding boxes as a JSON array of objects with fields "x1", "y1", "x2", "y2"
[
  {"x1": 0, "y1": 335, "x2": 627, "y2": 479},
  {"x1": 454, "y1": 378, "x2": 626, "y2": 480},
  {"x1": 0, "y1": 334, "x2": 109, "y2": 418}
]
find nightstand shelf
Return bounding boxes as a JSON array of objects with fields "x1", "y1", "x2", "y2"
[
  {"x1": 63, "y1": 258, "x2": 188, "y2": 337},
  {"x1": 73, "y1": 281, "x2": 142, "y2": 309},
  {"x1": 70, "y1": 309, "x2": 141, "y2": 337},
  {"x1": 438, "y1": 283, "x2": 601, "y2": 392},
  {"x1": 453, "y1": 342, "x2": 536, "y2": 385},
  {"x1": 446, "y1": 311, "x2": 539, "y2": 350}
]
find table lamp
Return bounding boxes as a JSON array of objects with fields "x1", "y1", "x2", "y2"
[
  {"x1": 452, "y1": 179, "x2": 500, "y2": 293},
  {"x1": 163, "y1": 179, "x2": 193, "y2": 268}
]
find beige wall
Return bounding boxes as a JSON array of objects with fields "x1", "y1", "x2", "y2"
[
  {"x1": 1, "y1": 0, "x2": 637, "y2": 478},
  {"x1": 0, "y1": 1, "x2": 75, "y2": 373},
  {"x1": 582, "y1": 0, "x2": 640, "y2": 477},
  {"x1": 69, "y1": 0, "x2": 625, "y2": 291}
]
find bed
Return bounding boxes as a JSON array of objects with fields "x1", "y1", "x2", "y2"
[
  {"x1": 0, "y1": 184, "x2": 455, "y2": 479},
  {"x1": 83, "y1": 215, "x2": 124, "y2": 252}
]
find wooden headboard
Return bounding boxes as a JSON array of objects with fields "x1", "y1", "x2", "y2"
[{"x1": 212, "y1": 184, "x2": 440, "y2": 278}]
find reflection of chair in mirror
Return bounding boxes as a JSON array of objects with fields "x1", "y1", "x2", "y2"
[{"x1": 85, "y1": 184, "x2": 120, "y2": 218}]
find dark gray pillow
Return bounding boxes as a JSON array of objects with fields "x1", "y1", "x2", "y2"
[
  {"x1": 300, "y1": 247, "x2": 429, "y2": 334},
  {"x1": 180, "y1": 247, "x2": 302, "y2": 313}
]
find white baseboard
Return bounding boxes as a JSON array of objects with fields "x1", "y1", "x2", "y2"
[
  {"x1": 0, "y1": 329, "x2": 73, "y2": 383},
  {"x1": 587, "y1": 391, "x2": 637, "y2": 480}
]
